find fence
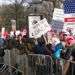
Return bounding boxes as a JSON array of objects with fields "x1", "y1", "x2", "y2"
[
  {"x1": 1, "y1": 49, "x2": 75, "y2": 75},
  {"x1": 63, "y1": 59, "x2": 75, "y2": 75},
  {"x1": 0, "y1": 63, "x2": 23, "y2": 75},
  {"x1": 2, "y1": 49, "x2": 53, "y2": 75}
]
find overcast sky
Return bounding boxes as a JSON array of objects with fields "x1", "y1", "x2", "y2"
[
  {"x1": 0, "y1": 0, "x2": 33, "y2": 5},
  {"x1": 0, "y1": 0, "x2": 12, "y2": 5}
]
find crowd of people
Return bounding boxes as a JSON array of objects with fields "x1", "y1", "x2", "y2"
[
  {"x1": 0, "y1": 27, "x2": 75, "y2": 59},
  {"x1": 0, "y1": 27, "x2": 75, "y2": 74}
]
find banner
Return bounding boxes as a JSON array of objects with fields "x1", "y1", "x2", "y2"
[
  {"x1": 64, "y1": 14, "x2": 75, "y2": 35},
  {"x1": 29, "y1": 18, "x2": 51, "y2": 38}
]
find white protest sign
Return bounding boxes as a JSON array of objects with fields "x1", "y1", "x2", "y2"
[
  {"x1": 11, "y1": 19, "x2": 16, "y2": 31},
  {"x1": 38, "y1": 18, "x2": 51, "y2": 35},
  {"x1": 29, "y1": 18, "x2": 51, "y2": 38},
  {"x1": 28, "y1": 16, "x2": 41, "y2": 38},
  {"x1": 53, "y1": 8, "x2": 64, "y2": 22},
  {"x1": 1, "y1": 27, "x2": 5, "y2": 34},
  {"x1": 51, "y1": 8, "x2": 64, "y2": 32},
  {"x1": 1, "y1": 27, "x2": 6, "y2": 39}
]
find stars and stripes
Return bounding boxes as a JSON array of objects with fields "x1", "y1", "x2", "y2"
[{"x1": 64, "y1": 0, "x2": 75, "y2": 13}]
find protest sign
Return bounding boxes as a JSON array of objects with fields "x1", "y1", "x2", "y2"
[
  {"x1": 1, "y1": 27, "x2": 5, "y2": 38},
  {"x1": 53, "y1": 8, "x2": 64, "y2": 22},
  {"x1": 11, "y1": 20, "x2": 16, "y2": 31},
  {"x1": 1, "y1": 27, "x2": 5, "y2": 34},
  {"x1": 51, "y1": 8, "x2": 64, "y2": 32},
  {"x1": 29, "y1": 18, "x2": 51, "y2": 38},
  {"x1": 28, "y1": 16, "x2": 41, "y2": 38},
  {"x1": 51, "y1": 20, "x2": 64, "y2": 32}
]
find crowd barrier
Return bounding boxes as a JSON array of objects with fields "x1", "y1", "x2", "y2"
[
  {"x1": 0, "y1": 63, "x2": 23, "y2": 75},
  {"x1": 1, "y1": 49, "x2": 75, "y2": 75},
  {"x1": 63, "y1": 59, "x2": 75, "y2": 75},
  {"x1": 3, "y1": 49, "x2": 54, "y2": 75}
]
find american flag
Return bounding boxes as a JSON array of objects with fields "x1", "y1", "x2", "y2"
[{"x1": 64, "y1": 0, "x2": 75, "y2": 13}]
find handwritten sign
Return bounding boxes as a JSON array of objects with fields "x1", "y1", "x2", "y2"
[{"x1": 29, "y1": 18, "x2": 51, "y2": 38}]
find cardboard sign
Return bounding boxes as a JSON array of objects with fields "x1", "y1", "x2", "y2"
[
  {"x1": 11, "y1": 20, "x2": 16, "y2": 31},
  {"x1": 51, "y1": 8, "x2": 64, "y2": 32},
  {"x1": 29, "y1": 18, "x2": 51, "y2": 38},
  {"x1": 28, "y1": 16, "x2": 41, "y2": 38},
  {"x1": 53, "y1": 8, "x2": 64, "y2": 22}
]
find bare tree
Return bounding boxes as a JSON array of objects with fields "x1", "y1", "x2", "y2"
[{"x1": 1, "y1": 0, "x2": 27, "y2": 29}]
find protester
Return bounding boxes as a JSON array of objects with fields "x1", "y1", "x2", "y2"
[
  {"x1": 0, "y1": 32, "x2": 5, "y2": 63},
  {"x1": 0, "y1": 26, "x2": 75, "y2": 75},
  {"x1": 33, "y1": 37, "x2": 46, "y2": 54},
  {"x1": 51, "y1": 34, "x2": 61, "y2": 59}
]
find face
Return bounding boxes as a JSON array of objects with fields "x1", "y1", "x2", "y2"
[{"x1": 63, "y1": 34, "x2": 67, "y2": 41}]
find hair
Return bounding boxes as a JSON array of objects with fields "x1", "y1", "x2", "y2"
[{"x1": 37, "y1": 36, "x2": 45, "y2": 45}]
